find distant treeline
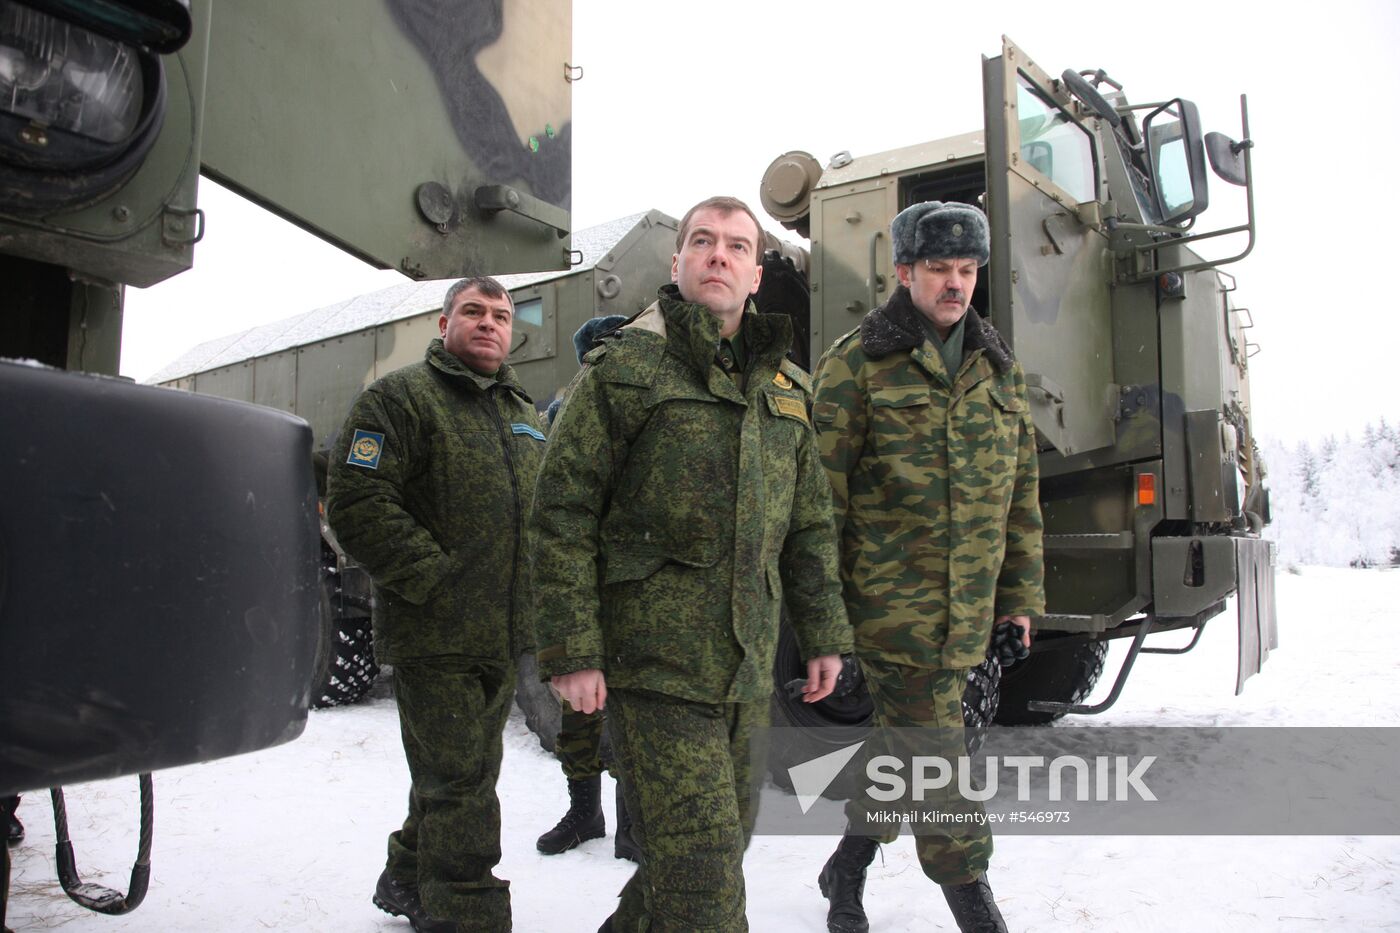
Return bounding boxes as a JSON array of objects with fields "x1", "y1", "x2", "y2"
[{"x1": 1262, "y1": 419, "x2": 1400, "y2": 568}]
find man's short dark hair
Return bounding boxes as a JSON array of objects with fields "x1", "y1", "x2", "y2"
[
  {"x1": 442, "y1": 276, "x2": 513, "y2": 317},
  {"x1": 675, "y1": 196, "x2": 765, "y2": 254}
]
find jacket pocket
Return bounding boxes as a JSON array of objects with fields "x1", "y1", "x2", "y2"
[
  {"x1": 602, "y1": 541, "x2": 720, "y2": 585},
  {"x1": 985, "y1": 383, "x2": 1027, "y2": 459},
  {"x1": 867, "y1": 386, "x2": 936, "y2": 484}
]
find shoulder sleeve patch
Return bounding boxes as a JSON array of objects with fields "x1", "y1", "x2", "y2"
[{"x1": 346, "y1": 428, "x2": 386, "y2": 469}]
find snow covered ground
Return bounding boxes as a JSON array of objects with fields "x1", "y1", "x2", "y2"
[{"x1": 7, "y1": 566, "x2": 1399, "y2": 931}]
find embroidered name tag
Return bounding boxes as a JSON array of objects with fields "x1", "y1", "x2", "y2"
[
  {"x1": 346, "y1": 429, "x2": 385, "y2": 469},
  {"x1": 774, "y1": 396, "x2": 809, "y2": 424},
  {"x1": 511, "y1": 423, "x2": 546, "y2": 441}
]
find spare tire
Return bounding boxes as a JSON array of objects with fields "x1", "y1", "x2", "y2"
[{"x1": 514, "y1": 652, "x2": 562, "y2": 753}]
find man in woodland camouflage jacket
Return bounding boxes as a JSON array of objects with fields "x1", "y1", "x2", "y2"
[{"x1": 811, "y1": 201, "x2": 1045, "y2": 933}]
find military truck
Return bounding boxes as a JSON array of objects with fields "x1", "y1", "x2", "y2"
[
  {"x1": 753, "y1": 37, "x2": 1276, "y2": 744},
  {"x1": 1, "y1": 0, "x2": 571, "y2": 919}
]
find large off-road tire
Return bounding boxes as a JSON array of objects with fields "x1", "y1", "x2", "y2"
[
  {"x1": 766, "y1": 622, "x2": 1002, "y2": 802},
  {"x1": 514, "y1": 654, "x2": 616, "y2": 768},
  {"x1": 311, "y1": 553, "x2": 379, "y2": 709},
  {"x1": 514, "y1": 652, "x2": 561, "y2": 753},
  {"x1": 993, "y1": 639, "x2": 1108, "y2": 725}
]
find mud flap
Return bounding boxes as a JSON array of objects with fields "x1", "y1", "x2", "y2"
[{"x1": 1234, "y1": 537, "x2": 1278, "y2": 694}]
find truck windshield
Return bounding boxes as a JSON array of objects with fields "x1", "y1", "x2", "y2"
[{"x1": 1016, "y1": 74, "x2": 1096, "y2": 204}]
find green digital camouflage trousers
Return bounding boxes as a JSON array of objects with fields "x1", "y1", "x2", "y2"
[
  {"x1": 844, "y1": 657, "x2": 991, "y2": 886},
  {"x1": 604, "y1": 688, "x2": 769, "y2": 933},
  {"x1": 387, "y1": 658, "x2": 514, "y2": 931},
  {"x1": 556, "y1": 701, "x2": 609, "y2": 780}
]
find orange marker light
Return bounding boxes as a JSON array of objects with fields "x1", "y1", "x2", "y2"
[{"x1": 1136, "y1": 473, "x2": 1156, "y2": 507}]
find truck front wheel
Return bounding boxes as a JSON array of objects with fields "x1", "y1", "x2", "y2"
[{"x1": 993, "y1": 639, "x2": 1107, "y2": 725}]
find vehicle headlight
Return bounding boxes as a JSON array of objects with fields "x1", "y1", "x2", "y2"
[
  {"x1": 0, "y1": 3, "x2": 143, "y2": 148},
  {"x1": 0, "y1": 0, "x2": 172, "y2": 211}
]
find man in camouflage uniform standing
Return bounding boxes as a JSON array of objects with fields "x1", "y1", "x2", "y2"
[
  {"x1": 811, "y1": 202, "x2": 1044, "y2": 933},
  {"x1": 328, "y1": 276, "x2": 545, "y2": 933},
  {"x1": 530, "y1": 196, "x2": 853, "y2": 932}
]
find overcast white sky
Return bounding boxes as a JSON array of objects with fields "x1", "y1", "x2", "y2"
[{"x1": 121, "y1": 0, "x2": 1400, "y2": 444}]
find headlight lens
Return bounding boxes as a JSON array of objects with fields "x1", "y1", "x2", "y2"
[{"x1": 0, "y1": 0, "x2": 143, "y2": 145}]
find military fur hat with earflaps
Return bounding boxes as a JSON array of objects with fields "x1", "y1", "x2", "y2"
[{"x1": 890, "y1": 200, "x2": 990, "y2": 267}]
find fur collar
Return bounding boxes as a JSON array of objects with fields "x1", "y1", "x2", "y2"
[{"x1": 858, "y1": 286, "x2": 1014, "y2": 374}]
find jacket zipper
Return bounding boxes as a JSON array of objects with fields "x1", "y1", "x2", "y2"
[{"x1": 485, "y1": 388, "x2": 523, "y2": 660}]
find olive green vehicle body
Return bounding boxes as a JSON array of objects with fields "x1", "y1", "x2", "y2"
[
  {"x1": 765, "y1": 37, "x2": 1275, "y2": 712},
  {"x1": 0, "y1": 0, "x2": 572, "y2": 800}
]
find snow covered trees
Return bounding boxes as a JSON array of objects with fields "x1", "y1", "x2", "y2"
[{"x1": 1264, "y1": 419, "x2": 1400, "y2": 567}]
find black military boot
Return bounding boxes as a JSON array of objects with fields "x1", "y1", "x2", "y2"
[
  {"x1": 612, "y1": 782, "x2": 641, "y2": 863},
  {"x1": 817, "y1": 833, "x2": 879, "y2": 933},
  {"x1": 373, "y1": 870, "x2": 461, "y2": 932},
  {"x1": 941, "y1": 874, "x2": 1007, "y2": 933},
  {"x1": 536, "y1": 775, "x2": 605, "y2": 855}
]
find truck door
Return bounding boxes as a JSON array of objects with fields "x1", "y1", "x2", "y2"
[{"x1": 980, "y1": 38, "x2": 1115, "y2": 459}]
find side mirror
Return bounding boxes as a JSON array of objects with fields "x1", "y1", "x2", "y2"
[
  {"x1": 1205, "y1": 132, "x2": 1249, "y2": 187},
  {"x1": 1143, "y1": 98, "x2": 1209, "y2": 224}
]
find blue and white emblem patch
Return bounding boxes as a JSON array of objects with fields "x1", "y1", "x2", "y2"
[
  {"x1": 346, "y1": 429, "x2": 386, "y2": 469},
  {"x1": 511, "y1": 423, "x2": 546, "y2": 442}
]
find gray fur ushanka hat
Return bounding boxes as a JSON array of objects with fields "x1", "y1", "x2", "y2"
[{"x1": 890, "y1": 200, "x2": 990, "y2": 267}]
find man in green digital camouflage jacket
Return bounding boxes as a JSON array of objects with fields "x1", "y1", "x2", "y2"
[
  {"x1": 328, "y1": 276, "x2": 546, "y2": 933},
  {"x1": 811, "y1": 202, "x2": 1045, "y2": 933},
  {"x1": 530, "y1": 196, "x2": 853, "y2": 933}
]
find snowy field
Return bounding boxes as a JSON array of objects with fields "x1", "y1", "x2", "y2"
[{"x1": 6, "y1": 566, "x2": 1398, "y2": 931}]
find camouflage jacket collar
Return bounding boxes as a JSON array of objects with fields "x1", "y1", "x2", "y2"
[
  {"x1": 654, "y1": 284, "x2": 794, "y2": 378},
  {"x1": 859, "y1": 285, "x2": 1014, "y2": 374},
  {"x1": 425, "y1": 338, "x2": 532, "y2": 401}
]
